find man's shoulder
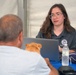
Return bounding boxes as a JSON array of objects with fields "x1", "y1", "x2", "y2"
[{"x1": 19, "y1": 48, "x2": 43, "y2": 60}]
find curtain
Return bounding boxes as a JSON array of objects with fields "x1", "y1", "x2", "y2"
[{"x1": 0, "y1": 0, "x2": 17, "y2": 17}]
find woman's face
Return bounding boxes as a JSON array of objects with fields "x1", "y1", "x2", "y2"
[{"x1": 50, "y1": 7, "x2": 65, "y2": 26}]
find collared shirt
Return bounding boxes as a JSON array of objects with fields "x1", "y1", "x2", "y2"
[
  {"x1": 0, "y1": 46, "x2": 50, "y2": 75},
  {"x1": 36, "y1": 29, "x2": 76, "y2": 51}
]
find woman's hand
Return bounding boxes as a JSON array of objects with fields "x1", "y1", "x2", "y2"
[
  {"x1": 59, "y1": 46, "x2": 62, "y2": 52},
  {"x1": 59, "y1": 46, "x2": 75, "y2": 53}
]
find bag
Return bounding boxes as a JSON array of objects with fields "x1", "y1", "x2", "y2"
[{"x1": 69, "y1": 52, "x2": 76, "y2": 64}]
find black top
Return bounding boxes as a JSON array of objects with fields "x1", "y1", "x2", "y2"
[{"x1": 36, "y1": 29, "x2": 76, "y2": 51}]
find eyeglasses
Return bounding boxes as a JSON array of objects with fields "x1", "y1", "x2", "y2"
[{"x1": 49, "y1": 12, "x2": 63, "y2": 19}]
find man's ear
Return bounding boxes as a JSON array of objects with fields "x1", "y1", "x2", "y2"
[{"x1": 17, "y1": 31, "x2": 23, "y2": 48}]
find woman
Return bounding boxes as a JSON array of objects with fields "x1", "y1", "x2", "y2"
[{"x1": 36, "y1": 3, "x2": 76, "y2": 53}]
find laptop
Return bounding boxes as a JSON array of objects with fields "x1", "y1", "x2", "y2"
[{"x1": 22, "y1": 38, "x2": 60, "y2": 61}]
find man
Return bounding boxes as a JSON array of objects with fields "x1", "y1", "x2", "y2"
[{"x1": 0, "y1": 14, "x2": 59, "y2": 75}]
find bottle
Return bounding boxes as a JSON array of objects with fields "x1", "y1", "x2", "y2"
[{"x1": 62, "y1": 39, "x2": 69, "y2": 66}]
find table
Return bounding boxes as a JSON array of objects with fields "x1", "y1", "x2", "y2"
[{"x1": 50, "y1": 61, "x2": 76, "y2": 71}]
